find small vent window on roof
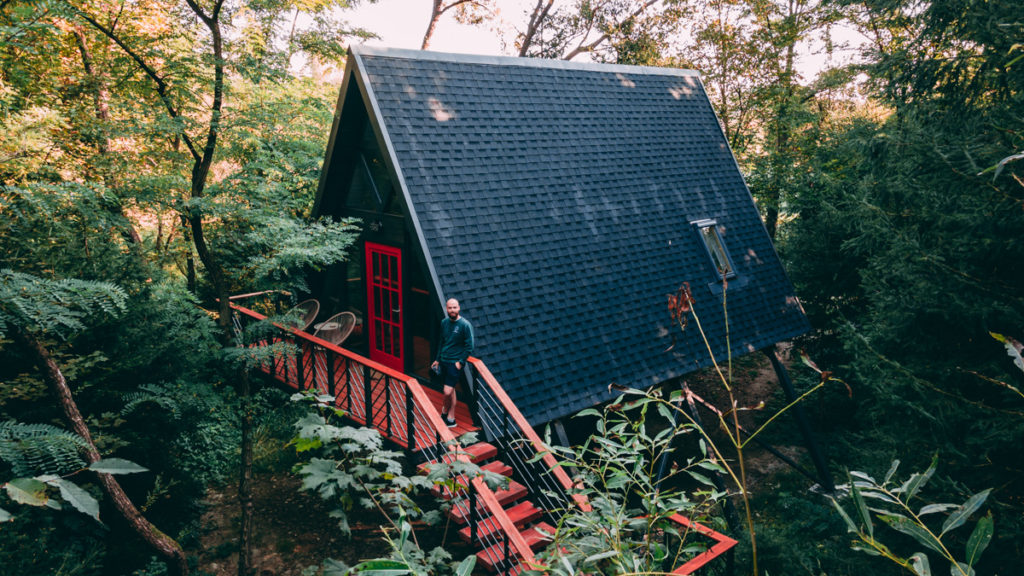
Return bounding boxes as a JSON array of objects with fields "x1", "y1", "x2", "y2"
[{"x1": 694, "y1": 219, "x2": 735, "y2": 279}]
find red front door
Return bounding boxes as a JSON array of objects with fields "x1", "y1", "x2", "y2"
[{"x1": 365, "y1": 242, "x2": 404, "y2": 372}]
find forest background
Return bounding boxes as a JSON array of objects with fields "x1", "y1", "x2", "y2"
[{"x1": 0, "y1": 0, "x2": 1021, "y2": 575}]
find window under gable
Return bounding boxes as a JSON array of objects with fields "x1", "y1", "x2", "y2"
[{"x1": 345, "y1": 122, "x2": 400, "y2": 216}]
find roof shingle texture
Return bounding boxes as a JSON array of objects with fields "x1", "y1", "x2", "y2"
[{"x1": 357, "y1": 50, "x2": 810, "y2": 425}]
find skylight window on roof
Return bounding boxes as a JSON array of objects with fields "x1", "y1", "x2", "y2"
[{"x1": 694, "y1": 219, "x2": 735, "y2": 279}]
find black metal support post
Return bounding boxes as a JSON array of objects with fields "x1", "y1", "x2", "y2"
[
  {"x1": 384, "y1": 377, "x2": 392, "y2": 436},
  {"x1": 503, "y1": 533, "x2": 510, "y2": 574},
  {"x1": 551, "y1": 419, "x2": 570, "y2": 448},
  {"x1": 343, "y1": 359, "x2": 352, "y2": 413},
  {"x1": 327, "y1": 354, "x2": 336, "y2": 396},
  {"x1": 469, "y1": 488, "x2": 478, "y2": 544},
  {"x1": 654, "y1": 380, "x2": 685, "y2": 491},
  {"x1": 406, "y1": 389, "x2": 416, "y2": 450},
  {"x1": 681, "y1": 382, "x2": 742, "y2": 531},
  {"x1": 463, "y1": 365, "x2": 483, "y2": 429},
  {"x1": 364, "y1": 365, "x2": 373, "y2": 426},
  {"x1": 764, "y1": 346, "x2": 835, "y2": 493}
]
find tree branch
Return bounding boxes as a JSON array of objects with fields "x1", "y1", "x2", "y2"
[
  {"x1": 422, "y1": 0, "x2": 484, "y2": 50},
  {"x1": 519, "y1": 0, "x2": 555, "y2": 56},
  {"x1": 73, "y1": 9, "x2": 202, "y2": 162},
  {"x1": 68, "y1": 24, "x2": 146, "y2": 250},
  {"x1": 561, "y1": 0, "x2": 660, "y2": 61},
  {"x1": 11, "y1": 327, "x2": 189, "y2": 576}
]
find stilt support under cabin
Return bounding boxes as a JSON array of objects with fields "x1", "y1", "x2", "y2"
[{"x1": 763, "y1": 346, "x2": 835, "y2": 493}]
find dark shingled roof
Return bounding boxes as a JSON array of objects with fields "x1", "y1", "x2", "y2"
[{"x1": 330, "y1": 47, "x2": 809, "y2": 425}]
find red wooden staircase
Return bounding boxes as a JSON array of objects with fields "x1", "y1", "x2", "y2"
[
  {"x1": 419, "y1": 440, "x2": 556, "y2": 571},
  {"x1": 230, "y1": 300, "x2": 736, "y2": 574}
]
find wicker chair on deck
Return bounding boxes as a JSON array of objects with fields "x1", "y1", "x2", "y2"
[
  {"x1": 313, "y1": 311, "x2": 356, "y2": 347},
  {"x1": 287, "y1": 299, "x2": 320, "y2": 332}
]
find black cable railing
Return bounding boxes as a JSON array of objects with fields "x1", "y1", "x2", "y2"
[
  {"x1": 467, "y1": 361, "x2": 584, "y2": 521},
  {"x1": 473, "y1": 383, "x2": 570, "y2": 516}
]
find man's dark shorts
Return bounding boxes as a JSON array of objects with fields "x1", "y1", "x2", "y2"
[{"x1": 440, "y1": 361, "x2": 460, "y2": 389}]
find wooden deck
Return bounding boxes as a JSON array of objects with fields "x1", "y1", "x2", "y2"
[{"x1": 259, "y1": 339, "x2": 478, "y2": 449}]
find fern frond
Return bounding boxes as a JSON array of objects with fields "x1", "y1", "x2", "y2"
[
  {"x1": 121, "y1": 384, "x2": 182, "y2": 420},
  {"x1": 0, "y1": 421, "x2": 88, "y2": 477},
  {"x1": 0, "y1": 269, "x2": 127, "y2": 340}
]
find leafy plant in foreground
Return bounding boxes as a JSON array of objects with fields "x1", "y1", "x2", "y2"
[
  {"x1": 533, "y1": 393, "x2": 725, "y2": 575},
  {"x1": 830, "y1": 457, "x2": 993, "y2": 576},
  {"x1": 663, "y1": 282, "x2": 839, "y2": 574},
  {"x1": 1, "y1": 418, "x2": 149, "y2": 524},
  {"x1": 289, "y1": 393, "x2": 482, "y2": 575}
]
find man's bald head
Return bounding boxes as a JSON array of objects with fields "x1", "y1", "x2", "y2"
[{"x1": 446, "y1": 299, "x2": 460, "y2": 320}]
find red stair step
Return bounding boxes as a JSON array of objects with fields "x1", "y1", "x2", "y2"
[
  {"x1": 476, "y1": 522, "x2": 556, "y2": 572},
  {"x1": 447, "y1": 479, "x2": 528, "y2": 524},
  {"x1": 493, "y1": 479, "x2": 528, "y2": 507},
  {"x1": 416, "y1": 442, "x2": 498, "y2": 475},
  {"x1": 481, "y1": 460, "x2": 513, "y2": 477},
  {"x1": 428, "y1": 460, "x2": 514, "y2": 496},
  {"x1": 458, "y1": 501, "x2": 543, "y2": 543}
]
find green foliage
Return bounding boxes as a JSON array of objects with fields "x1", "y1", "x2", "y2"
[
  {"x1": 0, "y1": 183, "x2": 149, "y2": 285},
  {"x1": 103, "y1": 281, "x2": 222, "y2": 382},
  {"x1": 775, "y1": 2, "x2": 1024, "y2": 571},
  {"x1": 290, "y1": 394, "x2": 481, "y2": 575},
  {"x1": 292, "y1": 408, "x2": 425, "y2": 535},
  {"x1": 124, "y1": 380, "x2": 241, "y2": 491},
  {"x1": 0, "y1": 505, "x2": 106, "y2": 576},
  {"x1": 0, "y1": 419, "x2": 148, "y2": 525},
  {"x1": 341, "y1": 533, "x2": 476, "y2": 576},
  {"x1": 0, "y1": 420, "x2": 88, "y2": 477},
  {"x1": 0, "y1": 269, "x2": 127, "y2": 339},
  {"x1": 88, "y1": 457, "x2": 149, "y2": 475},
  {"x1": 830, "y1": 458, "x2": 995, "y2": 576},
  {"x1": 521, "y1": 0, "x2": 686, "y2": 62},
  {"x1": 132, "y1": 556, "x2": 171, "y2": 576},
  {"x1": 533, "y1": 395, "x2": 723, "y2": 575},
  {"x1": 2, "y1": 0, "x2": 362, "y2": 572}
]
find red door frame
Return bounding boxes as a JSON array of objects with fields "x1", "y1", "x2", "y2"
[{"x1": 365, "y1": 242, "x2": 404, "y2": 372}]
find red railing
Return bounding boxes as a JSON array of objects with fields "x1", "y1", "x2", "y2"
[
  {"x1": 668, "y1": 514, "x2": 739, "y2": 575},
  {"x1": 230, "y1": 303, "x2": 538, "y2": 573},
  {"x1": 468, "y1": 358, "x2": 591, "y2": 514},
  {"x1": 231, "y1": 299, "x2": 734, "y2": 574},
  {"x1": 467, "y1": 358, "x2": 737, "y2": 575}
]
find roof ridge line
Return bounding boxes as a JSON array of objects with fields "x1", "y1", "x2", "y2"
[{"x1": 349, "y1": 45, "x2": 700, "y2": 78}]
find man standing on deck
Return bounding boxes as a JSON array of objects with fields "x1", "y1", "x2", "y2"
[{"x1": 431, "y1": 298, "x2": 474, "y2": 428}]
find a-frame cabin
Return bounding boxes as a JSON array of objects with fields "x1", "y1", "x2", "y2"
[
  {"x1": 231, "y1": 46, "x2": 813, "y2": 573},
  {"x1": 309, "y1": 46, "x2": 809, "y2": 427}
]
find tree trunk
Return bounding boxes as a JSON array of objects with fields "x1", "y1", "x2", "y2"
[
  {"x1": 237, "y1": 371, "x2": 256, "y2": 576},
  {"x1": 177, "y1": 4, "x2": 257, "y2": 573},
  {"x1": 70, "y1": 24, "x2": 145, "y2": 250},
  {"x1": 422, "y1": 0, "x2": 443, "y2": 49},
  {"x1": 12, "y1": 328, "x2": 189, "y2": 576},
  {"x1": 519, "y1": 0, "x2": 555, "y2": 56}
]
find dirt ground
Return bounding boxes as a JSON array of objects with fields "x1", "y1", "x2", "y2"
[
  {"x1": 681, "y1": 343, "x2": 814, "y2": 489},
  {"x1": 194, "y1": 473, "x2": 391, "y2": 576}
]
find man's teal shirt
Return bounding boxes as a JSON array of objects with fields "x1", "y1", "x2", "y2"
[{"x1": 436, "y1": 317, "x2": 474, "y2": 363}]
